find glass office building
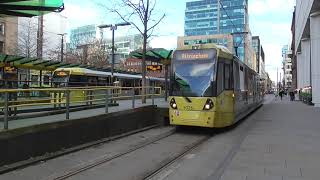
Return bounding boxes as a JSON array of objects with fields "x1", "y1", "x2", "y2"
[
  {"x1": 184, "y1": 0, "x2": 248, "y2": 61},
  {"x1": 70, "y1": 25, "x2": 97, "y2": 49}
]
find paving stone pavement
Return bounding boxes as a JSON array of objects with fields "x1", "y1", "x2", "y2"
[{"x1": 220, "y1": 97, "x2": 320, "y2": 180}]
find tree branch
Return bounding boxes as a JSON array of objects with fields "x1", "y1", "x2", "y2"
[
  {"x1": 147, "y1": 13, "x2": 165, "y2": 32},
  {"x1": 111, "y1": 8, "x2": 144, "y2": 35}
]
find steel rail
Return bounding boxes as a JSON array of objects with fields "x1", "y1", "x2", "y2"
[
  {"x1": 52, "y1": 128, "x2": 177, "y2": 180},
  {"x1": 142, "y1": 135, "x2": 212, "y2": 180}
]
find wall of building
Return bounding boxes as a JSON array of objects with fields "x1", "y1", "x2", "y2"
[
  {"x1": 295, "y1": 0, "x2": 314, "y2": 52},
  {"x1": 184, "y1": 0, "x2": 248, "y2": 62},
  {"x1": 177, "y1": 34, "x2": 234, "y2": 51},
  {"x1": 0, "y1": 17, "x2": 18, "y2": 55},
  {"x1": 295, "y1": 0, "x2": 320, "y2": 107}
]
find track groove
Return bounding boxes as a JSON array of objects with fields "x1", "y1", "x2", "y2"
[
  {"x1": 142, "y1": 135, "x2": 212, "y2": 180},
  {"x1": 52, "y1": 128, "x2": 177, "y2": 180}
]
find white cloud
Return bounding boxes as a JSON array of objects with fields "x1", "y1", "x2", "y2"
[
  {"x1": 264, "y1": 43, "x2": 284, "y2": 82},
  {"x1": 150, "y1": 36, "x2": 177, "y2": 49},
  {"x1": 61, "y1": 3, "x2": 102, "y2": 29},
  {"x1": 249, "y1": 0, "x2": 295, "y2": 16}
]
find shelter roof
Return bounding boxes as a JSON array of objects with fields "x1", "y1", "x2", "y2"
[{"x1": 0, "y1": 0, "x2": 64, "y2": 17}]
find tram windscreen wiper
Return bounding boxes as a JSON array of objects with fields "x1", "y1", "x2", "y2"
[{"x1": 183, "y1": 96, "x2": 192, "y2": 103}]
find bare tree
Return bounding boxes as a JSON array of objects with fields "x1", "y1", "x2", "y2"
[
  {"x1": 17, "y1": 19, "x2": 38, "y2": 57},
  {"x1": 108, "y1": 0, "x2": 165, "y2": 103},
  {"x1": 17, "y1": 18, "x2": 50, "y2": 58},
  {"x1": 88, "y1": 40, "x2": 109, "y2": 68}
]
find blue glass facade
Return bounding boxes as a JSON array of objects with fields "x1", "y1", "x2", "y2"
[
  {"x1": 184, "y1": 0, "x2": 248, "y2": 61},
  {"x1": 70, "y1": 25, "x2": 96, "y2": 49}
]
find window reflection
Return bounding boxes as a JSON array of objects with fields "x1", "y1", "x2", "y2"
[{"x1": 171, "y1": 60, "x2": 216, "y2": 97}]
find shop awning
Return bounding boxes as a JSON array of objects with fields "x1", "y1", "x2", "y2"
[{"x1": 0, "y1": 0, "x2": 64, "y2": 17}]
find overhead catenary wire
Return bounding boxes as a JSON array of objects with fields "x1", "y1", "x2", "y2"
[
  {"x1": 218, "y1": 0, "x2": 247, "y2": 63},
  {"x1": 218, "y1": 0, "x2": 246, "y2": 47}
]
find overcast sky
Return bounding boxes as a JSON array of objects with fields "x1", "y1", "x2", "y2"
[{"x1": 45, "y1": 0, "x2": 296, "y2": 82}]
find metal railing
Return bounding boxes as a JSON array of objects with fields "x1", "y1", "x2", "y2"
[{"x1": 0, "y1": 86, "x2": 163, "y2": 130}]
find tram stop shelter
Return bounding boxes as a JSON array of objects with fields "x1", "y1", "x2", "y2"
[
  {"x1": 0, "y1": 0, "x2": 64, "y2": 17},
  {"x1": 130, "y1": 48, "x2": 173, "y2": 101},
  {"x1": 0, "y1": 54, "x2": 76, "y2": 88},
  {"x1": 0, "y1": 0, "x2": 65, "y2": 88}
]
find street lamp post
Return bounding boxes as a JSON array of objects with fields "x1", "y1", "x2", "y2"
[
  {"x1": 98, "y1": 22, "x2": 131, "y2": 83},
  {"x1": 58, "y1": 33, "x2": 67, "y2": 62}
]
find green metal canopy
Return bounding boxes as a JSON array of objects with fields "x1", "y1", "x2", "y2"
[
  {"x1": 0, "y1": 53, "x2": 70, "y2": 71},
  {"x1": 0, "y1": 53, "x2": 145, "y2": 76},
  {"x1": 130, "y1": 48, "x2": 173, "y2": 65},
  {"x1": 0, "y1": 0, "x2": 64, "y2": 17}
]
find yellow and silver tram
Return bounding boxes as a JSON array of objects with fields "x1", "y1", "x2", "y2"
[
  {"x1": 52, "y1": 67, "x2": 165, "y2": 102},
  {"x1": 169, "y1": 44, "x2": 263, "y2": 128}
]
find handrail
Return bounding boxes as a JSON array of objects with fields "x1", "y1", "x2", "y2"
[{"x1": 0, "y1": 86, "x2": 164, "y2": 130}]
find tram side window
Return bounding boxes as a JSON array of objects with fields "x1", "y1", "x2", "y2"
[
  {"x1": 233, "y1": 61, "x2": 240, "y2": 91},
  {"x1": 43, "y1": 75, "x2": 50, "y2": 85},
  {"x1": 31, "y1": 75, "x2": 38, "y2": 86},
  {"x1": 224, "y1": 63, "x2": 233, "y2": 90},
  {"x1": 217, "y1": 62, "x2": 224, "y2": 95},
  {"x1": 69, "y1": 75, "x2": 87, "y2": 87},
  {"x1": 88, "y1": 76, "x2": 98, "y2": 86}
]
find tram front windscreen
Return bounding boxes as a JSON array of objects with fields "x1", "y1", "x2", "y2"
[{"x1": 170, "y1": 49, "x2": 217, "y2": 97}]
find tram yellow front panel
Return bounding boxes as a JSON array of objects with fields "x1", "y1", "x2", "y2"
[
  {"x1": 170, "y1": 109, "x2": 216, "y2": 127},
  {"x1": 169, "y1": 97, "x2": 215, "y2": 127},
  {"x1": 169, "y1": 91, "x2": 235, "y2": 128}
]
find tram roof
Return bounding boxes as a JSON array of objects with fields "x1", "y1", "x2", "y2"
[{"x1": 54, "y1": 67, "x2": 165, "y2": 81}]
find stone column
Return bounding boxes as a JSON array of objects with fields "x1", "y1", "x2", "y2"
[
  {"x1": 310, "y1": 12, "x2": 320, "y2": 107},
  {"x1": 297, "y1": 52, "x2": 302, "y2": 89},
  {"x1": 301, "y1": 39, "x2": 311, "y2": 87}
]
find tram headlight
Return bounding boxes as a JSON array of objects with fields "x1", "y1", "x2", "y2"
[
  {"x1": 170, "y1": 98, "x2": 178, "y2": 109},
  {"x1": 203, "y1": 99, "x2": 214, "y2": 110}
]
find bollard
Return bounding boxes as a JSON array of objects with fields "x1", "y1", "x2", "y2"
[
  {"x1": 105, "y1": 89, "x2": 110, "y2": 113},
  {"x1": 86, "y1": 90, "x2": 89, "y2": 106},
  {"x1": 66, "y1": 89, "x2": 70, "y2": 120},
  {"x1": 132, "y1": 88, "x2": 135, "y2": 109},
  {"x1": 58, "y1": 92, "x2": 62, "y2": 109},
  {"x1": 90, "y1": 90, "x2": 93, "y2": 106},
  {"x1": 152, "y1": 87, "x2": 155, "y2": 106},
  {"x1": 3, "y1": 92, "x2": 9, "y2": 130},
  {"x1": 53, "y1": 91, "x2": 57, "y2": 109}
]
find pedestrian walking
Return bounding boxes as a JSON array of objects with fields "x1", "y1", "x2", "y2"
[
  {"x1": 22, "y1": 79, "x2": 30, "y2": 98},
  {"x1": 289, "y1": 88, "x2": 295, "y2": 101},
  {"x1": 279, "y1": 89, "x2": 284, "y2": 100}
]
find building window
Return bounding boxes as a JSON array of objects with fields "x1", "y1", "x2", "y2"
[
  {"x1": 0, "y1": 41, "x2": 4, "y2": 53},
  {"x1": 0, "y1": 23, "x2": 4, "y2": 35}
]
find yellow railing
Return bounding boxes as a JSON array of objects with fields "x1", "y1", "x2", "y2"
[{"x1": 0, "y1": 86, "x2": 163, "y2": 130}]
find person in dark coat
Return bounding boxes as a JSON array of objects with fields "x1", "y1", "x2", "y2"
[{"x1": 279, "y1": 89, "x2": 284, "y2": 100}]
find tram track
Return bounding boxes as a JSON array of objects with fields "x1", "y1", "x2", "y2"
[
  {"x1": 50, "y1": 128, "x2": 212, "y2": 180},
  {"x1": 51, "y1": 128, "x2": 177, "y2": 180},
  {"x1": 142, "y1": 134, "x2": 212, "y2": 180}
]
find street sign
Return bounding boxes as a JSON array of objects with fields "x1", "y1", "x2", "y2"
[
  {"x1": 147, "y1": 65, "x2": 162, "y2": 71},
  {"x1": 4, "y1": 66, "x2": 17, "y2": 74}
]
